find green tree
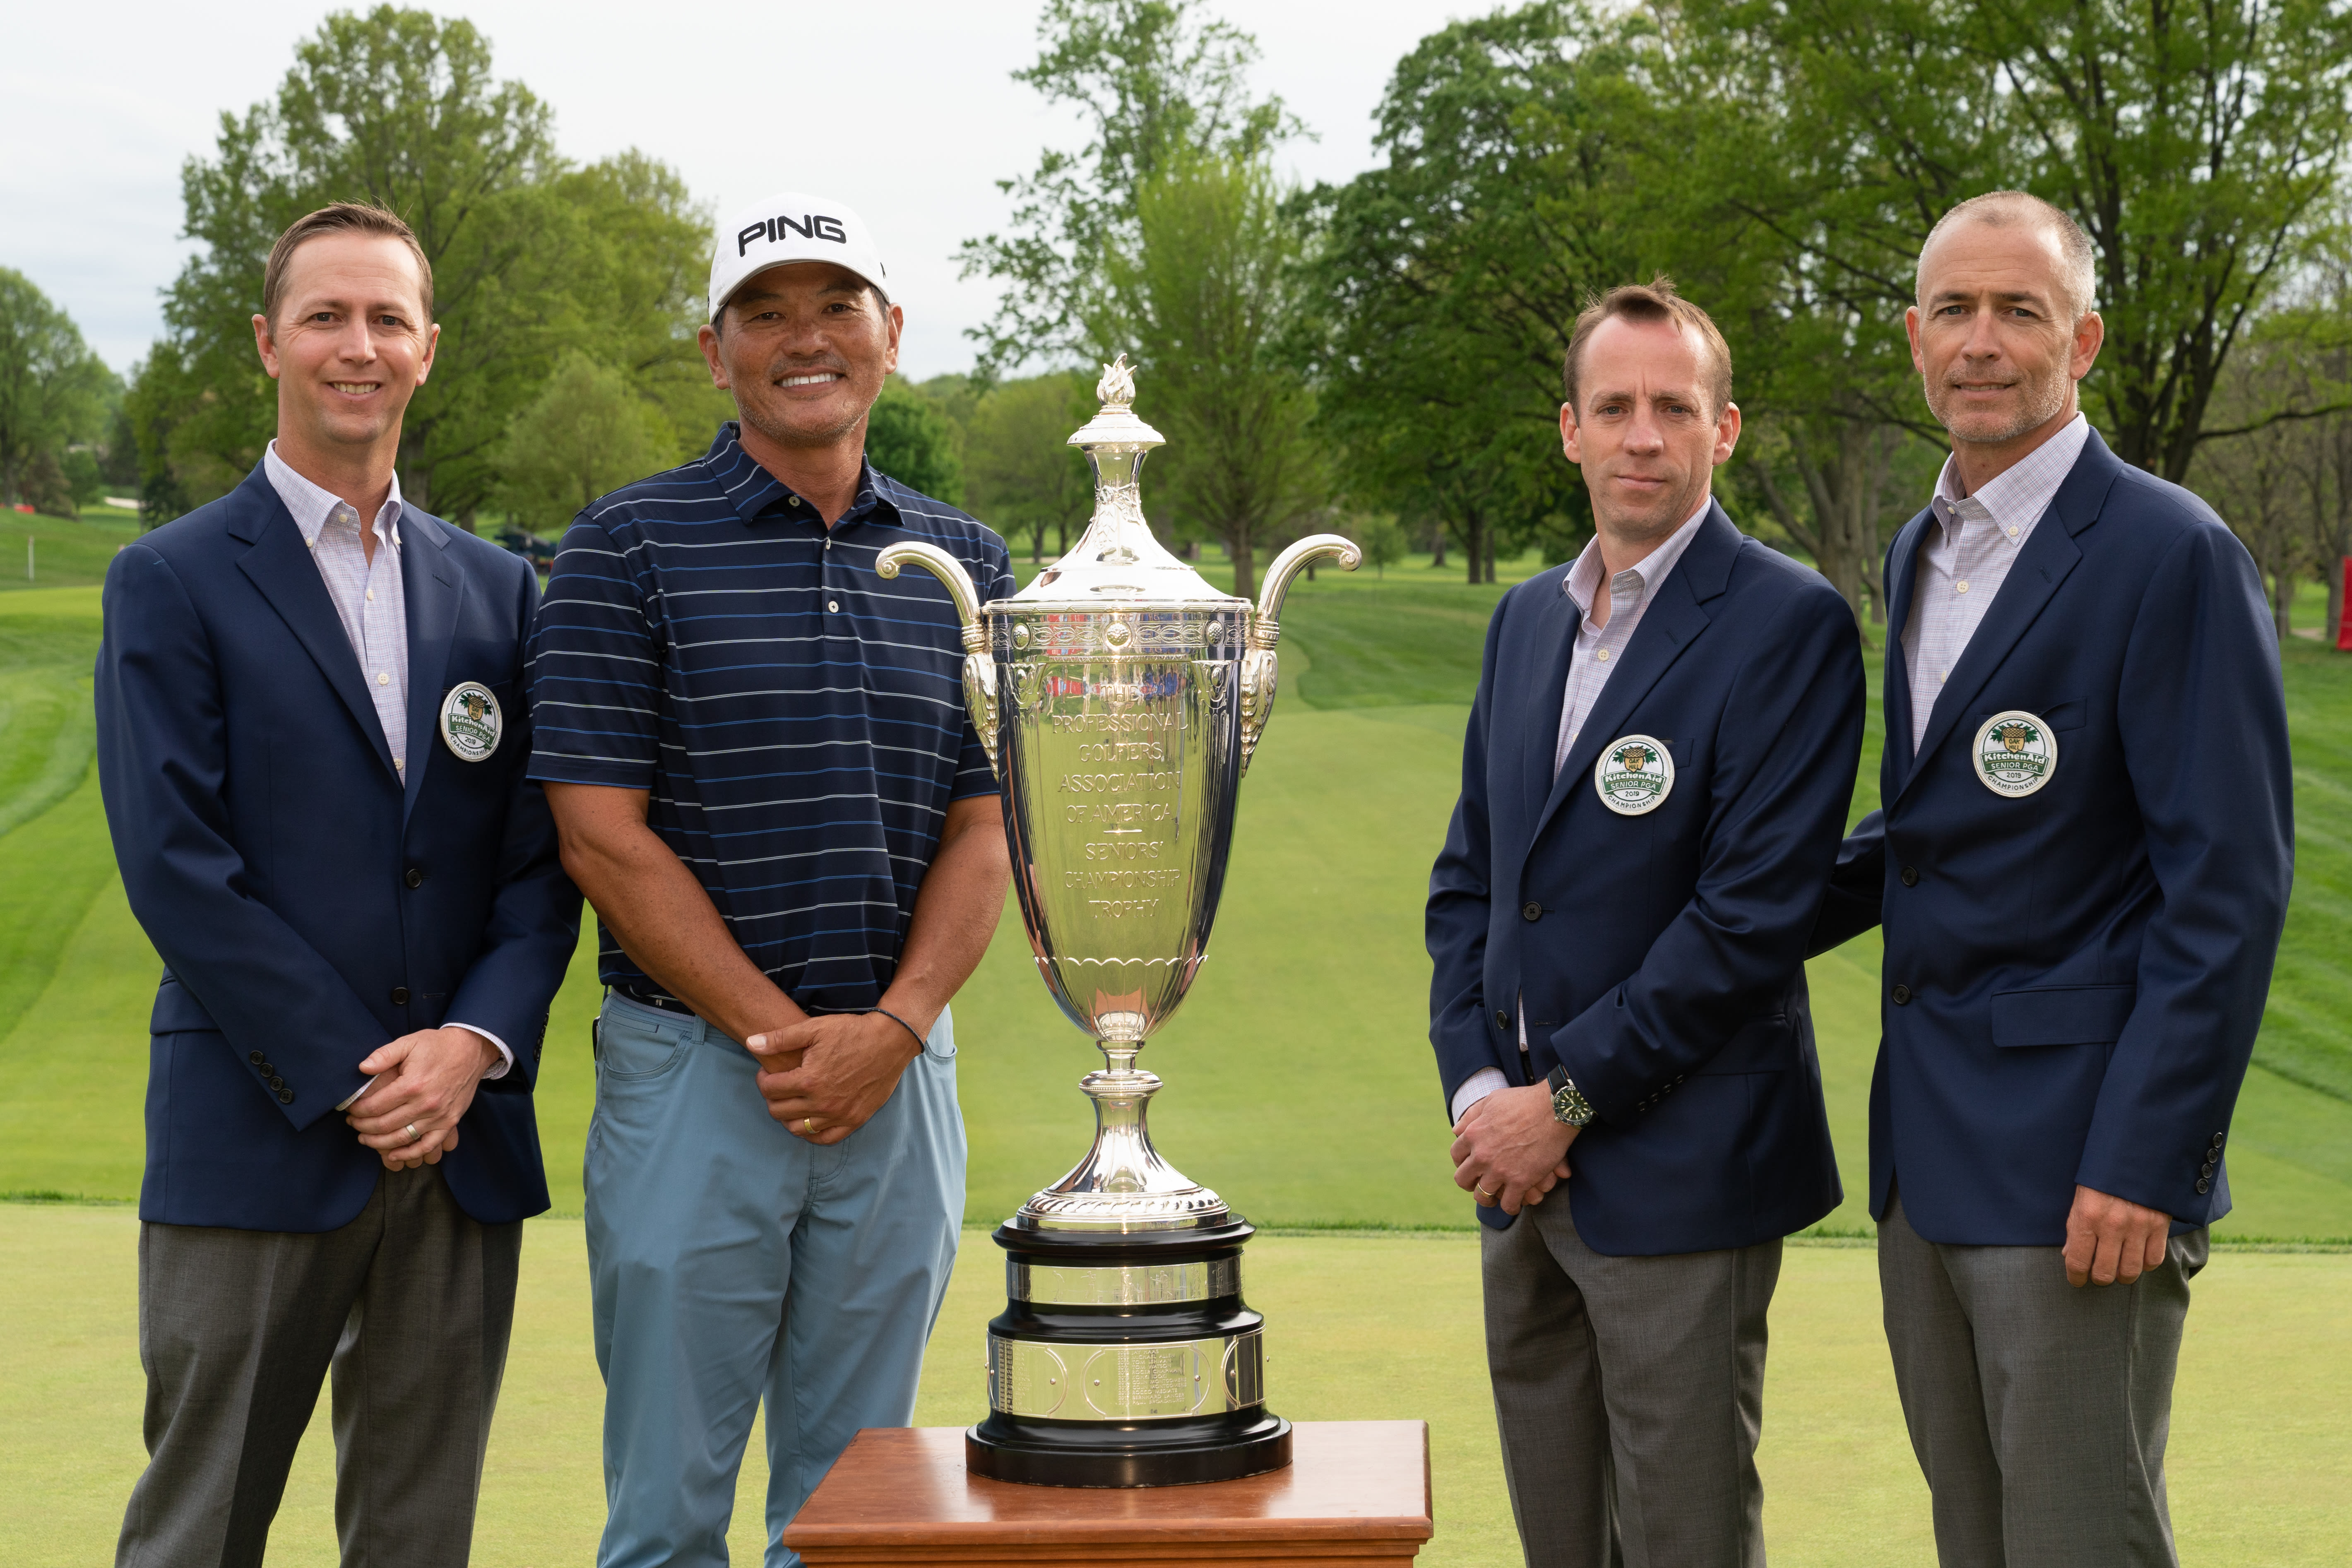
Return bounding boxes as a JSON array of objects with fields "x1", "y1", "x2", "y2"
[
  {"x1": 964, "y1": 372, "x2": 1096, "y2": 561},
  {"x1": 121, "y1": 344, "x2": 197, "y2": 527},
  {"x1": 145, "y1": 6, "x2": 715, "y2": 522},
  {"x1": 1677, "y1": 0, "x2": 2352, "y2": 482},
  {"x1": 0, "y1": 269, "x2": 112, "y2": 507},
  {"x1": 2196, "y1": 339, "x2": 2313, "y2": 637},
  {"x1": 496, "y1": 350, "x2": 674, "y2": 534},
  {"x1": 1303, "y1": 5, "x2": 1626, "y2": 583},
  {"x1": 1355, "y1": 513, "x2": 1408, "y2": 577},
  {"x1": 865, "y1": 380, "x2": 967, "y2": 505},
  {"x1": 550, "y1": 151, "x2": 733, "y2": 461},
  {"x1": 63, "y1": 449, "x2": 106, "y2": 510},
  {"x1": 960, "y1": 0, "x2": 1299, "y2": 375},
  {"x1": 1099, "y1": 149, "x2": 1325, "y2": 599}
]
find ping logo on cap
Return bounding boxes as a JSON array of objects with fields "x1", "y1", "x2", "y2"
[
  {"x1": 739, "y1": 214, "x2": 851, "y2": 255},
  {"x1": 711, "y1": 190, "x2": 889, "y2": 320}
]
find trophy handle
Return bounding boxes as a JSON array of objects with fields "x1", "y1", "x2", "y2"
[
  {"x1": 1239, "y1": 532, "x2": 1360, "y2": 773},
  {"x1": 876, "y1": 542, "x2": 1000, "y2": 779}
]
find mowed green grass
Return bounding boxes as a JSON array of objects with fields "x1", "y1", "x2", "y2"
[
  {"x1": 3, "y1": 546, "x2": 2351, "y2": 1563},
  {"x1": 0, "y1": 505, "x2": 144, "y2": 594},
  {"x1": 7, "y1": 1205, "x2": 2348, "y2": 1568}
]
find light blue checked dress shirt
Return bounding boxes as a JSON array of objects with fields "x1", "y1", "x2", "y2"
[{"x1": 1902, "y1": 414, "x2": 2091, "y2": 754}]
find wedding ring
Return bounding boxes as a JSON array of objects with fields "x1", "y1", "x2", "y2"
[
  {"x1": 1475, "y1": 1183, "x2": 1496, "y2": 1198},
  {"x1": 404, "y1": 1123, "x2": 422, "y2": 1144},
  {"x1": 804, "y1": 1117, "x2": 817, "y2": 1134}
]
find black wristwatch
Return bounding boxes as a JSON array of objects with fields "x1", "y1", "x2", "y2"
[{"x1": 1546, "y1": 1065, "x2": 1595, "y2": 1127}]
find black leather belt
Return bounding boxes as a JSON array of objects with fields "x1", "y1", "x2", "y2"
[{"x1": 614, "y1": 985, "x2": 694, "y2": 1017}]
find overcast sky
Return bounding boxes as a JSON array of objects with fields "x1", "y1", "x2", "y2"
[{"x1": 1, "y1": 0, "x2": 1477, "y2": 381}]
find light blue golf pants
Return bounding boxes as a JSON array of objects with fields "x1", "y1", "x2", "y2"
[{"x1": 586, "y1": 993, "x2": 965, "y2": 1568}]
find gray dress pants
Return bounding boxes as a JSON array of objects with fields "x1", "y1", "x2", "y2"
[
  {"x1": 1482, "y1": 1197, "x2": 1782, "y2": 1568},
  {"x1": 114, "y1": 1165, "x2": 522, "y2": 1568},
  {"x1": 1878, "y1": 1191, "x2": 2206, "y2": 1568}
]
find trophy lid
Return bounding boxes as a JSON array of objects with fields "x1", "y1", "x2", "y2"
[{"x1": 1010, "y1": 355, "x2": 1241, "y2": 606}]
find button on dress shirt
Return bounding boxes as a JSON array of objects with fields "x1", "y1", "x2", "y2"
[
  {"x1": 261, "y1": 443, "x2": 511, "y2": 1100},
  {"x1": 1452, "y1": 502, "x2": 1710, "y2": 1125},
  {"x1": 1901, "y1": 414, "x2": 2090, "y2": 754}
]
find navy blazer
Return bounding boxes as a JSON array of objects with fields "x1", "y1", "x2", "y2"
[
  {"x1": 1814, "y1": 430, "x2": 2293, "y2": 1245},
  {"x1": 1428, "y1": 504, "x2": 1864, "y2": 1255},
  {"x1": 94, "y1": 461, "x2": 580, "y2": 1232}
]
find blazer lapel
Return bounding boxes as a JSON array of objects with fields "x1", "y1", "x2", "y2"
[
  {"x1": 1880, "y1": 507, "x2": 1930, "y2": 801},
  {"x1": 230, "y1": 467, "x2": 399, "y2": 780},
  {"x1": 399, "y1": 509, "x2": 465, "y2": 825},
  {"x1": 1893, "y1": 433, "x2": 2124, "y2": 806},
  {"x1": 1529, "y1": 504, "x2": 1736, "y2": 848},
  {"x1": 1520, "y1": 584, "x2": 1584, "y2": 831}
]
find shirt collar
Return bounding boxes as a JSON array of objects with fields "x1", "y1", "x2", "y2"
[
  {"x1": 1931, "y1": 412, "x2": 2090, "y2": 529},
  {"x1": 264, "y1": 440, "x2": 404, "y2": 551},
  {"x1": 707, "y1": 421, "x2": 900, "y2": 532},
  {"x1": 1564, "y1": 498, "x2": 1710, "y2": 619}
]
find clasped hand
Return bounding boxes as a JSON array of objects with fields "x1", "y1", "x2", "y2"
[
  {"x1": 748, "y1": 1012, "x2": 923, "y2": 1146},
  {"x1": 345, "y1": 1026, "x2": 501, "y2": 1171},
  {"x1": 1451, "y1": 1084, "x2": 1576, "y2": 1216}
]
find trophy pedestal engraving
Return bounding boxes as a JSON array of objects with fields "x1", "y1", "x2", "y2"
[
  {"x1": 878, "y1": 356, "x2": 1355, "y2": 1488},
  {"x1": 967, "y1": 1219, "x2": 1291, "y2": 1488},
  {"x1": 967, "y1": 1045, "x2": 1289, "y2": 1487}
]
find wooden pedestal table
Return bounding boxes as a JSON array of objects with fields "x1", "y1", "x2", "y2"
[{"x1": 783, "y1": 1419, "x2": 1433, "y2": 1566}]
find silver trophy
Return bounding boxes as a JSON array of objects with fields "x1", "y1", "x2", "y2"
[{"x1": 879, "y1": 356, "x2": 1356, "y2": 1487}]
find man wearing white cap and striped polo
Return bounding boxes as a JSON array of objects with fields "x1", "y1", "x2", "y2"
[{"x1": 528, "y1": 193, "x2": 1013, "y2": 1566}]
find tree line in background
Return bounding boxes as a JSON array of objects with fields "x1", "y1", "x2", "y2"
[
  {"x1": 0, "y1": 270, "x2": 128, "y2": 516},
  {"x1": 6, "y1": 0, "x2": 2351, "y2": 642},
  {"x1": 966, "y1": 0, "x2": 2352, "y2": 633}
]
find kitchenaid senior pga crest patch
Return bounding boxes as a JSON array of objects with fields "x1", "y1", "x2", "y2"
[
  {"x1": 438, "y1": 681, "x2": 503, "y2": 762},
  {"x1": 1972, "y1": 709, "x2": 2056, "y2": 798},
  {"x1": 1592, "y1": 734, "x2": 1675, "y2": 816}
]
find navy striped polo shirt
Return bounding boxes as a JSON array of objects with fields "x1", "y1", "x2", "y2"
[{"x1": 525, "y1": 423, "x2": 1015, "y2": 1012}]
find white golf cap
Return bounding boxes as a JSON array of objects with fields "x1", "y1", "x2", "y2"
[{"x1": 709, "y1": 191, "x2": 890, "y2": 322}]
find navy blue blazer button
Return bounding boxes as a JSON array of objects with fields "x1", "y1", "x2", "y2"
[
  {"x1": 2196, "y1": 1178, "x2": 2211, "y2": 1194},
  {"x1": 248, "y1": 1049, "x2": 266, "y2": 1065},
  {"x1": 1900, "y1": 866, "x2": 1919, "y2": 887},
  {"x1": 277, "y1": 1089, "x2": 294, "y2": 1104},
  {"x1": 1892, "y1": 984, "x2": 1912, "y2": 1005},
  {"x1": 391, "y1": 987, "x2": 410, "y2": 1005},
  {"x1": 1521, "y1": 901, "x2": 1542, "y2": 921},
  {"x1": 1495, "y1": 1009, "x2": 1510, "y2": 1030},
  {"x1": 2212, "y1": 1132, "x2": 2226, "y2": 1148},
  {"x1": 268, "y1": 1075, "x2": 284, "y2": 1091},
  {"x1": 404, "y1": 866, "x2": 425, "y2": 889}
]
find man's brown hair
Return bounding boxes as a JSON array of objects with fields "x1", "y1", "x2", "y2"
[
  {"x1": 261, "y1": 202, "x2": 434, "y2": 328},
  {"x1": 1561, "y1": 276, "x2": 1733, "y2": 418}
]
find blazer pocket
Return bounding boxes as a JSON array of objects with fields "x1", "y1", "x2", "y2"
[
  {"x1": 1990, "y1": 984, "x2": 2135, "y2": 1048},
  {"x1": 149, "y1": 974, "x2": 217, "y2": 1035}
]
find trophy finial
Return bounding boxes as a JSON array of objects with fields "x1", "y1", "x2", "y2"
[{"x1": 1097, "y1": 353, "x2": 1137, "y2": 409}]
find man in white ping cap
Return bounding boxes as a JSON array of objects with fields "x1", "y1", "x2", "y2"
[{"x1": 529, "y1": 192, "x2": 1013, "y2": 1566}]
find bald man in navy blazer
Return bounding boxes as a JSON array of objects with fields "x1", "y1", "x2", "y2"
[
  {"x1": 1814, "y1": 193, "x2": 2292, "y2": 1567},
  {"x1": 1431, "y1": 281, "x2": 1862, "y2": 1568}
]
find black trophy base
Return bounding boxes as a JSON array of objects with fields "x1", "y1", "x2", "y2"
[
  {"x1": 972, "y1": 1218, "x2": 1290, "y2": 1488},
  {"x1": 965, "y1": 1409, "x2": 1293, "y2": 1489}
]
